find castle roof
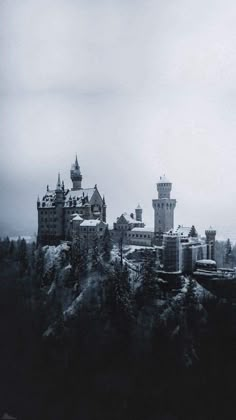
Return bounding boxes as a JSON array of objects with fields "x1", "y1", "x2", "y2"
[
  {"x1": 158, "y1": 175, "x2": 171, "y2": 184},
  {"x1": 39, "y1": 187, "x2": 99, "y2": 209},
  {"x1": 206, "y1": 226, "x2": 216, "y2": 232},
  {"x1": 80, "y1": 219, "x2": 101, "y2": 227},
  {"x1": 122, "y1": 212, "x2": 143, "y2": 224},
  {"x1": 131, "y1": 227, "x2": 154, "y2": 232},
  {"x1": 72, "y1": 214, "x2": 83, "y2": 221},
  {"x1": 64, "y1": 188, "x2": 96, "y2": 207},
  {"x1": 174, "y1": 225, "x2": 198, "y2": 238}
]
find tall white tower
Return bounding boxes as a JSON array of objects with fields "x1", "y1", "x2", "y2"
[{"x1": 152, "y1": 175, "x2": 176, "y2": 242}]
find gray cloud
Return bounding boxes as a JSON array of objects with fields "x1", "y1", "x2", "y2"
[{"x1": 1, "y1": 0, "x2": 236, "y2": 239}]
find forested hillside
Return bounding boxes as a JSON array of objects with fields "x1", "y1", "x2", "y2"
[{"x1": 0, "y1": 237, "x2": 236, "y2": 420}]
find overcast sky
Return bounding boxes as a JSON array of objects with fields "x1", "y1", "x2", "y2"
[{"x1": 1, "y1": 0, "x2": 236, "y2": 239}]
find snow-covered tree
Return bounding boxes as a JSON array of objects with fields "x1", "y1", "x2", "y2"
[
  {"x1": 18, "y1": 238, "x2": 28, "y2": 276},
  {"x1": 224, "y1": 238, "x2": 233, "y2": 267},
  {"x1": 102, "y1": 226, "x2": 112, "y2": 262},
  {"x1": 135, "y1": 251, "x2": 160, "y2": 308},
  {"x1": 103, "y1": 261, "x2": 134, "y2": 335},
  {"x1": 71, "y1": 237, "x2": 88, "y2": 281},
  {"x1": 91, "y1": 234, "x2": 100, "y2": 271}
]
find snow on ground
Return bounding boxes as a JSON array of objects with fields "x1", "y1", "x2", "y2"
[
  {"x1": 43, "y1": 243, "x2": 70, "y2": 272},
  {"x1": 63, "y1": 272, "x2": 103, "y2": 319},
  {"x1": 63, "y1": 291, "x2": 84, "y2": 319}
]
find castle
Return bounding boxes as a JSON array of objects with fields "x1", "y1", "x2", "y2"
[
  {"x1": 37, "y1": 157, "x2": 106, "y2": 245},
  {"x1": 37, "y1": 160, "x2": 216, "y2": 274}
]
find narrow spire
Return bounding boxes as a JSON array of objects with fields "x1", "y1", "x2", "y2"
[
  {"x1": 75, "y1": 154, "x2": 79, "y2": 169},
  {"x1": 57, "y1": 173, "x2": 61, "y2": 189}
]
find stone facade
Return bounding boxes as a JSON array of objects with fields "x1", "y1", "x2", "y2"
[
  {"x1": 37, "y1": 157, "x2": 106, "y2": 245},
  {"x1": 162, "y1": 233, "x2": 182, "y2": 272},
  {"x1": 112, "y1": 208, "x2": 145, "y2": 243},
  {"x1": 162, "y1": 226, "x2": 209, "y2": 273},
  {"x1": 127, "y1": 227, "x2": 154, "y2": 247},
  {"x1": 72, "y1": 217, "x2": 107, "y2": 250}
]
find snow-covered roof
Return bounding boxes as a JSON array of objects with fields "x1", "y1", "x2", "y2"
[
  {"x1": 39, "y1": 187, "x2": 97, "y2": 208},
  {"x1": 196, "y1": 259, "x2": 216, "y2": 265},
  {"x1": 64, "y1": 188, "x2": 96, "y2": 207},
  {"x1": 206, "y1": 226, "x2": 216, "y2": 232},
  {"x1": 175, "y1": 226, "x2": 192, "y2": 237},
  {"x1": 158, "y1": 175, "x2": 171, "y2": 184},
  {"x1": 135, "y1": 204, "x2": 142, "y2": 210},
  {"x1": 80, "y1": 219, "x2": 100, "y2": 227},
  {"x1": 72, "y1": 214, "x2": 83, "y2": 221},
  {"x1": 131, "y1": 227, "x2": 154, "y2": 233},
  {"x1": 122, "y1": 212, "x2": 143, "y2": 224},
  {"x1": 174, "y1": 225, "x2": 198, "y2": 238}
]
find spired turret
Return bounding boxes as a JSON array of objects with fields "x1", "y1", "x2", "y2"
[
  {"x1": 70, "y1": 155, "x2": 82, "y2": 190},
  {"x1": 55, "y1": 173, "x2": 64, "y2": 205},
  {"x1": 135, "y1": 204, "x2": 143, "y2": 222}
]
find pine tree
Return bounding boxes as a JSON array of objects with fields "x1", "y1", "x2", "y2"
[
  {"x1": 35, "y1": 244, "x2": 44, "y2": 284},
  {"x1": 8, "y1": 240, "x2": 15, "y2": 258},
  {"x1": 71, "y1": 237, "x2": 87, "y2": 282},
  {"x1": 224, "y1": 238, "x2": 233, "y2": 267},
  {"x1": 102, "y1": 226, "x2": 112, "y2": 262},
  {"x1": 185, "y1": 276, "x2": 197, "y2": 308},
  {"x1": 103, "y1": 261, "x2": 134, "y2": 335},
  {"x1": 136, "y1": 251, "x2": 160, "y2": 308},
  {"x1": 18, "y1": 238, "x2": 28, "y2": 276},
  {"x1": 91, "y1": 234, "x2": 100, "y2": 271},
  {"x1": 29, "y1": 242, "x2": 36, "y2": 273},
  {"x1": 184, "y1": 276, "x2": 198, "y2": 331},
  {"x1": 0, "y1": 237, "x2": 10, "y2": 260}
]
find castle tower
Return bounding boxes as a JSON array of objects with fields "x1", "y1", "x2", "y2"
[
  {"x1": 135, "y1": 204, "x2": 143, "y2": 222},
  {"x1": 70, "y1": 155, "x2": 82, "y2": 190},
  {"x1": 152, "y1": 175, "x2": 176, "y2": 243},
  {"x1": 205, "y1": 227, "x2": 216, "y2": 260}
]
